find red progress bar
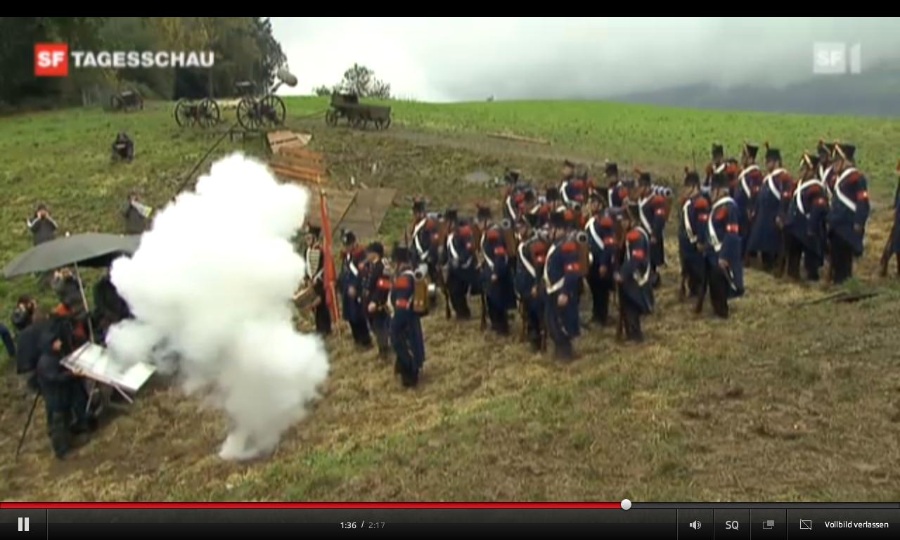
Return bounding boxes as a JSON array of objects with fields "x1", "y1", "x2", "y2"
[{"x1": 0, "y1": 502, "x2": 623, "y2": 510}]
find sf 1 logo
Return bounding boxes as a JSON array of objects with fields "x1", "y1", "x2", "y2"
[{"x1": 35, "y1": 43, "x2": 69, "y2": 77}]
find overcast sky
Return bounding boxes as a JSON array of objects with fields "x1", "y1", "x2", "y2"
[{"x1": 270, "y1": 17, "x2": 900, "y2": 102}]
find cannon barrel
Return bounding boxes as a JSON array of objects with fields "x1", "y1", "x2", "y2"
[
  {"x1": 413, "y1": 268, "x2": 426, "y2": 280},
  {"x1": 575, "y1": 231, "x2": 589, "y2": 244},
  {"x1": 276, "y1": 68, "x2": 298, "y2": 87},
  {"x1": 500, "y1": 218, "x2": 513, "y2": 229}
]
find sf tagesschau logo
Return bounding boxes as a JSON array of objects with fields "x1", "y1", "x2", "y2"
[
  {"x1": 35, "y1": 43, "x2": 215, "y2": 77},
  {"x1": 813, "y1": 42, "x2": 862, "y2": 75}
]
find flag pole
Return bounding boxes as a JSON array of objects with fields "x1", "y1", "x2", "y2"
[{"x1": 317, "y1": 178, "x2": 341, "y2": 333}]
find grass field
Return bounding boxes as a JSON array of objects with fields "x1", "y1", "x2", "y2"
[{"x1": 1, "y1": 97, "x2": 899, "y2": 502}]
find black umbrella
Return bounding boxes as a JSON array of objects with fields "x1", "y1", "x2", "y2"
[{"x1": 3, "y1": 233, "x2": 142, "y2": 278}]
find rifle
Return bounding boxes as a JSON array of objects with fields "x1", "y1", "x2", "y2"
[
  {"x1": 615, "y1": 281, "x2": 625, "y2": 341},
  {"x1": 480, "y1": 290, "x2": 487, "y2": 331},
  {"x1": 518, "y1": 298, "x2": 527, "y2": 343},
  {"x1": 879, "y1": 177, "x2": 900, "y2": 276},
  {"x1": 694, "y1": 259, "x2": 709, "y2": 315}
]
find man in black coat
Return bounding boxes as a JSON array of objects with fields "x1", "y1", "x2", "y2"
[
  {"x1": 92, "y1": 267, "x2": 132, "y2": 343},
  {"x1": 36, "y1": 314, "x2": 94, "y2": 459},
  {"x1": 27, "y1": 203, "x2": 58, "y2": 246}
]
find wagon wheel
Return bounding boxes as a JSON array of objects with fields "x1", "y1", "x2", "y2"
[
  {"x1": 174, "y1": 99, "x2": 191, "y2": 127},
  {"x1": 110, "y1": 95, "x2": 123, "y2": 112},
  {"x1": 259, "y1": 94, "x2": 286, "y2": 127},
  {"x1": 236, "y1": 98, "x2": 260, "y2": 131},
  {"x1": 199, "y1": 98, "x2": 220, "y2": 128},
  {"x1": 325, "y1": 109, "x2": 338, "y2": 126}
]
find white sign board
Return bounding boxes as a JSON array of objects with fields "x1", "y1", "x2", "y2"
[{"x1": 62, "y1": 342, "x2": 156, "y2": 394}]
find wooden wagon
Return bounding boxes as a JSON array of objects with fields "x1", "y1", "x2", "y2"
[{"x1": 325, "y1": 92, "x2": 391, "y2": 130}]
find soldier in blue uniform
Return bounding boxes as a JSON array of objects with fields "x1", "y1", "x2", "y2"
[
  {"x1": 697, "y1": 172, "x2": 744, "y2": 318},
  {"x1": 515, "y1": 214, "x2": 550, "y2": 350},
  {"x1": 634, "y1": 172, "x2": 668, "y2": 286},
  {"x1": 560, "y1": 160, "x2": 576, "y2": 187},
  {"x1": 584, "y1": 192, "x2": 618, "y2": 325},
  {"x1": 338, "y1": 230, "x2": 372, "y2": 348},
  {"x1": 445, "y1": 217, "x2": 479, "y2": 319},
  {"x1": 303, "y1": 225, "x2": 331, "y2": 336},
  {"x1": 615, "y1": 228, "x2": 654, "y2": 342},
  {"x1": 702, "y1": 143, "x2": 726, "y2": 194},
  {"x1": 477, "y1": 206, "x2": 516, "y2": 335},
  {"x1": 678, "y1": 168, "x2": 710, "y2": 299},
  {"x1": 410, "y1": 198, "x2": 439, "y2": 285},
  {"x1": 747, "y1": 145, "x2": 793, "y2": 273},
  {"x1": 561, "y1": 168, "x2": 590, "y2": 209},
  {"x1": 784, "y1": 152, "x2": 829, "y2": 281},
  {"x1": 503, "y1": 169, "x2": 530, "y2": 222},
  {"x1": 543, "y1": 210, "x2": 583, "y2": 360},
  {"x1": 817, "y1": 140, "x2": 837, "y2": 194},
  {"x1": 735, "y1": 143, "x2": 763, "y2": 261},
  {"x1": 826, "y1": 143, "x2": 870, "y2": 284},
  {"x1": 362, "y1": 242, "x2": 391, "y2": 358},
  {"x1": 606, "y1": 163, "x2": 630, "y2": 209},
  {"x1": 880, "y1": 161, "x2": 900, "y2": 277},
  {"x1": 389, "y1": 246, "x2": 425, "y2": 388}
]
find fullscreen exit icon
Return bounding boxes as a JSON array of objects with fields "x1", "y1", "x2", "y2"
[{"x1": 17, "y1": 517, "x2": 30, "y2": 532}]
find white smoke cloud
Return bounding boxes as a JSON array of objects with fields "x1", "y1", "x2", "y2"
[{"x1": 105, "y1": 153, "x2": 330, "y2": 461}]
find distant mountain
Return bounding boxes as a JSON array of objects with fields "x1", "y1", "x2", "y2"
[{"x1": 612, "y1": 65, "x2": 900, "y2": 117}]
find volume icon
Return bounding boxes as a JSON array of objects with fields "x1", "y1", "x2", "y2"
[
  {"x1": 689, "y1": 520, "x2": 701, "y2": 530},
  {"x1": 17, "y1": 517, "x2": 30, "y2": 532}
]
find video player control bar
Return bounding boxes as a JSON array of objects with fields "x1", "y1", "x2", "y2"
[{"x1": 1, "y1": 503, "x2": 898, "y2": 538}]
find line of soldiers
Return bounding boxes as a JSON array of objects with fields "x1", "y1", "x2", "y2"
[
  {"x1": 700, "y1": 140, "x2": 871, "y2": 285},
  {"x1": 299, "y1": 226, "x2": 426, "y2": 387},
  {"x1": 298, "y1": 142, "x2": 889, "y2": 385}
]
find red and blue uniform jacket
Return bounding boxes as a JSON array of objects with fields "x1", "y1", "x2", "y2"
[
  {"x1": 785, "y1": 179, "x2": 829, "y2": 256},
  {"x1": 705, "y1": 196, "x2": 745, "y2": 298},
  {"x1": 584, "y1": 211, "x2": 618, "y2": 275},
  {"x1": 411, "y1": 217, "x2": 439, "y2": 267},
  {"x1": 618, "y1": 229, "x2": 654, "y2": 314},
  {"x1": 338, "y1": 246, "x2": 368, "y2": 322},
  {"x1": 826, "y1": 167, "x2": 870, "y2": 256}
]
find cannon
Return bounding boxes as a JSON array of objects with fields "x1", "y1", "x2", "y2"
[
  {"x1": 174, "y1": 98, "x2": 220, "y2": 128},
  {"x1": 325, "y1": 92, "x2": 391, "y2": 130},
  {"x1": 110, "y1": 89, "x2": 143, "y2": 112},
  {"x1": 235, "y1": 68, "x2": 297, "y2": 131}
]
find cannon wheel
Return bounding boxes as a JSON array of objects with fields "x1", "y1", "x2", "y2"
[
  {"x1": 259, "y1": 94, "x2": 286, "y2": 127},
  {"x1": 199, "y1": 98, "x2": 220, "y2": 128},
  {"x1": 325, "y1": 109, "x2": 338, "y2": 126},
  {"x1": 174, "y1": 99, "x2": 191, "y2": 127},
  {"x1": 110, "y1": 95, "x2": 123, "y2": 112},
  {"x1": 236, "y1": 97, "x2": 260, "y2": 131}
]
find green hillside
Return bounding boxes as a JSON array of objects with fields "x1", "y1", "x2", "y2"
[{"x1": 1, "y1": 98, "x2": 899, "y2": 502}]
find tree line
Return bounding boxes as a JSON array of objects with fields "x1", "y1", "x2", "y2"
[{"x1": 0, "y1": 17, "x2": 286, "y2": 110}]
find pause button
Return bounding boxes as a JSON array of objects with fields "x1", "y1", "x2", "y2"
[{"x1": 17, "y1": 517, "x2": 30, "y2": 532}]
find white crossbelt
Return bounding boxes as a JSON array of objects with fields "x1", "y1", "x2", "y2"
[{"x1": 707, "y1": 197, "x2": 735, "y2": 253}]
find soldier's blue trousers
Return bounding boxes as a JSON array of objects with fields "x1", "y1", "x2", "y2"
[
  {"x1": 391, "y1": 313, "x2": 424, "y2": 385},
  {"x1": 544, "y1": 294, "x2": 575, "y2": 360}
]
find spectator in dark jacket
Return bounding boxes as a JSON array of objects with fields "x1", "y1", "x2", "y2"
[{"x1": 27, "y1": 203, "x2": 58, "y2": 246}]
